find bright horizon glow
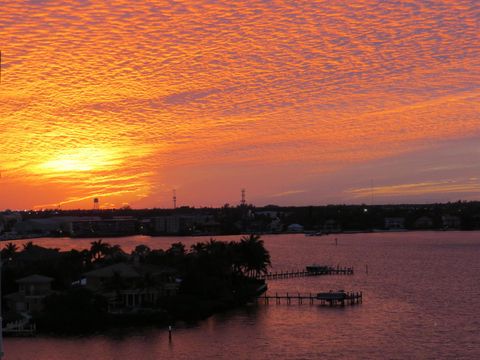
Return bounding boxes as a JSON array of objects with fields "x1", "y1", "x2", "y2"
[
  {"x1": 37, "y1": 148, "x2": 122, "y2": 174},
  {"x1": 1, "y1": 0, "x2": 479, "y2": 210}
]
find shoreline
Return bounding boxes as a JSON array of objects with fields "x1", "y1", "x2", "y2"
[{"x1": 1, "y1": 228, "x2": 475, "y2": 242}]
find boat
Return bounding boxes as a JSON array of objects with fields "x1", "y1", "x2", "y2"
[
  {"x1": 316, "y1": 290, "x2": 347, "y2": 301},
  {"x1": 305, "y1": 265, "x2": 333, "y2": 273}
]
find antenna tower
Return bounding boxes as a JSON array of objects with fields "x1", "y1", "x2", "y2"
[
  {"x1": 370, "y1": 179, "x2": 374, "y2": 206},
  {"x1": 0, "y1": 49, "x2": 4, "y2": 360},
  {"x1": 173, "y1": 189, "x2": 177, "y2": 209},
  {"x1": 241, "y1": 188, "x2": 246, "y2": 206}
]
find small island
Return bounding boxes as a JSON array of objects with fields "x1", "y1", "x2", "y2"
[{"x1": 1, "y1": 235, "x2": 270, "y2": 334}]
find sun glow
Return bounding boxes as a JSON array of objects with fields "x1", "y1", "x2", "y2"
[{"x1": 36, "y1": 148, "x2": 122, "y2": 175}]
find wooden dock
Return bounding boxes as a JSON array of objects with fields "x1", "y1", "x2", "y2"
[
  {"x1": 257, "y1": 266, "x2": 354, "y2": 281},
  {"x1": 259, "y1": 291, "x2": 362, "y2": 306},
  {"x1": 3, "y1": 321, "x2": 36, "y2": 337}
]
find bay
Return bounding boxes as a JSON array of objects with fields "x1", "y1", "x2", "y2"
[{"x1": 4, "y1": 231, "x2": 480, "y2": 359}]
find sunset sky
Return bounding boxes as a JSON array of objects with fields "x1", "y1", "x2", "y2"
[{"x1": 1, "y1": 0, "x2": 479, "y2": 210}]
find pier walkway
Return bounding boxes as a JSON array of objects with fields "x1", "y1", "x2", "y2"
[
  {"x1": 257, "y1": 266, "x2": 354, "y2": 281},
  {"x1": 258, "y1": 291, "x2": 362, "y2": 306},
  {"x1": 3, "y1": 320, "x2": 36, "y2": 337}
]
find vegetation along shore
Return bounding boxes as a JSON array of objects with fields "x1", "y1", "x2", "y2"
[{"x1": 1, "y1": 235, "x2": 270, "y2": 334}]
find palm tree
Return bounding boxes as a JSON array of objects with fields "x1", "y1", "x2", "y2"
[
  {"x1": 22, "y1": 241, "x2": 34, "y2": 251},
  {"x1": 90, "y1": 239, "x2": 111, "y2": 261},
  {"x1": 239, "y1": 234, "x2": 271, "y2": 278},
  {"x1": 2, "y1": 242, "x2": 18, "y2": 259},
  {"x1": 190, "y1": 242, "x2": 207, "y2": 255}
]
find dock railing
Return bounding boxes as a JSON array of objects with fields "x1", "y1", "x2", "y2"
[{"x1": 257, "y1": 266, "x2": 354, "y2": 281}]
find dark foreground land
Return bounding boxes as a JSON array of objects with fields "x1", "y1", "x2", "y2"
[{"x1": 2, "y1": 235, "x2": 270, "y2": 334}]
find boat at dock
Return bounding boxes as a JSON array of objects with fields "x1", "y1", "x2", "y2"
[
  {"x1": 316, "y1": 290, "x2": 347, "y2": 300},
  {"x1": 316, "y1": 290, "x2": 363, "y2": 305},
  {"x1": 305, "y1": 232, "x2": 324, "y2": 236},
  {"x1": 305, "y1": 265, "x2": 334, "y2": 273}
]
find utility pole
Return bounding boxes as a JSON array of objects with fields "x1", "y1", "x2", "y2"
[{"x1": 370, "y1": 179, "x2": 374, "y2": 206}]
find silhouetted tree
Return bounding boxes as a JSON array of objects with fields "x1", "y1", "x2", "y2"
[
  {"x1": 132, "y1": 244, "x2": 151, "y2": 260},
  {"x1": 2, "y1": 242, "x2": 18, "y2": 259},
  {"x1": 90, "y1": 239, "x2": 111, "y2": 261},
  {"x1": 22, "y1": 241, "x2": 34, "y2": 251},
  {"x1": 239, "y1": 234, "x2": 271, "y2": 278}
]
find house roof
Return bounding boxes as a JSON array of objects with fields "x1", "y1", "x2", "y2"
[
  {"x1": 16, "y1": 274, "x2": 54, "y2": 284},
  {"x1": 83, "y1": 262, "x2": 176, "y2": 279},
  {"x1": 84, "y1": 263, "x2": 141, "y2": 278}
]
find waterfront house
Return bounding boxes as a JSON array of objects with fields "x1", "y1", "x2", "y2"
[
  {"x1": 414, "y1": 216, "x2": 434, "y2": 229},
  {"x1": 268, "y1": 217, "x2": 283, "y2": 233},
  {"x1": 287, "y1": 223, "x2": 304, "y2": 233},
  {"x1": 5, "y1": 274, "x2": 54, "y2": 314},
  {"x1": 80, "y1": 262, "x2": 179, "y2": 311},
  {"x1": 441, "y1": 215, "x2": 461, "y2": 229},
  {"x1": 323, "y1": 219, "x2": 341, "y2": 233},
  {"x1": 384, "y1": 217, "x2": 405, "y2": 230}
]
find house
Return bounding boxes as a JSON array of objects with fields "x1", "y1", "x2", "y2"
[
  {"x1": 5, "y1": 274, "x2": 54, "y2": 314},
  {"x1": 323, "y1": 219, "x2": 341, "y2": 233},
  {"x1": 414, "y1": 216, "x2": 433, "y2": 229},
  {"x1": 268, "y1": 217, "x2": 283, "y2": 233},
  {"x1": 442, "y1": 215, "x2": 461, "y2": 229},
  {"x1": 80, "y1": 262, "x2": 179, "y2": 311},
  {"x1": 384, "y1": 217, "x2": 405, "y2": 230},
  {"x1": 287, "y1": 223, "x2": 304, "y2": 233}
]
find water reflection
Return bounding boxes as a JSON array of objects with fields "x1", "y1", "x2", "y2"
[{"x1": 4, "y1": 232, "x2": 480, "y2": 359}]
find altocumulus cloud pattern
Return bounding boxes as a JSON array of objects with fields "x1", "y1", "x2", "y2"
[{"x1": 1, "y1": 0, "x2": 479, "y2": 208}]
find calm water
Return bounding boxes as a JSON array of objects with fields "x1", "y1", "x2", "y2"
[{"x1": 4, "y1": 231, "x2": 480, "y2": 359}]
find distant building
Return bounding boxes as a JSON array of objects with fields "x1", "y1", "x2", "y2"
[
  {"x1": 414, "y1": 216, "x2": 433, "y2": 229},
  {"x1": 5, "y1": 274, "x2": 54, "y2": 314},
  {"x1": 255, "y1": 211, "x2": 280, "y2": 219},
  {"x1": 68, "y1": 218, "x2": 137, "y2": 237},
  {"x1": 323, "y1": 219, "x2": 341, "y2": 233},
  {"x1": 384, "y1": 217, "x2": 405, "y2": 230},
  {"x1": 151, "y1": 216, "x2": 181, "y2": 234},
  {"x1": 441, "y1": 215, "x2": 461, "y2": 229},
  {"x1": 287, "y1": 223, "x2": 304, "y2": 233},
  {"x1": 269, "y1": 217, "x2": 283, "y2": 233},
  {"x1": 151, "y1": 215, "x2": 219, "y2": 235},
  {"x1": 0, "y1": 212, "x2": 22, "y2": 233},
  {"x1": 13, "y1": 218, "x2": 63, "y2": 236}
]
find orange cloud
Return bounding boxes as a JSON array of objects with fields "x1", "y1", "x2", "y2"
[{"x1": 1, "y1": 0, "x2": 479, "y2": 208}]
